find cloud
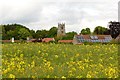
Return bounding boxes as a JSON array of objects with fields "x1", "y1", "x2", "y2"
[{"x1": 0, "y1": 0, "x2": 119, "y2": 33}]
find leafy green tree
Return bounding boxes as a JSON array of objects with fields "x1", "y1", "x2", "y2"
[
  {"x1": 6, "y1": 30, "x2": 16, "y2": 39},
  {"x1": 4, "y1": 24, "x2": 30, "y2": 32},
  {"x1": 48, "y1": 27, "x2": 57, "y2": 38},
  {"x1": 18, "y1": 28, "x2": 31, "y2": 40},
  {"x1": 1, "y1": 25, "x2": 5, "y2": 40},
  {"x1": 86, "y1": 28, "x2": 91, "y2": 34},
  {"x1": 2, "y1": 24, "x2": 31, "y2": 40},
  {"x1": 80, "y1": 28, "x2": 91, "y2": 35},
  {"x1": 81, "y1": 29, "x2": 86, "y2": 35},
  {"x1": 36, "y1": 30, "x2": 49, "y2": 39},
  {"x1": 62, "y1": 31, "x2": 77, "y2": 40},
  {"x1": 0, "y1": 25, "x2": 3, "y2": 40},
  {"x1": 30, "y1": 30, "x2": 36, "y2": 38},
  {"x1": 93, "y1": 26, "x2": 109, "y2": 35}
]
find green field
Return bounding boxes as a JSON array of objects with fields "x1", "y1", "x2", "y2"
[{"x1": 2, "y1": 43, "x2": 119, "y2": 78}]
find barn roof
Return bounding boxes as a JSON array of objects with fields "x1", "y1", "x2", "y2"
[
  {"x1": 74, "y1": 35, "x2": 112, "y2": 43},
  {"x1": 42, "y1": 38, "x2": 55, "y2": 42}
]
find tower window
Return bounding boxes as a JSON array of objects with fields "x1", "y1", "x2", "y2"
[{"x1": 61, "y1": 27, "x2": 63, "y2": 29}]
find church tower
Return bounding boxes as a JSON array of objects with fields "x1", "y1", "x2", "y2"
[{"x1": 57, "y1": 23, "x2": 66, "y2": 37}]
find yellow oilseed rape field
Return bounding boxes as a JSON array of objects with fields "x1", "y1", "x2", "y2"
[{"x1": 1, "y1": 43, "x2": 119, "y2": 78}]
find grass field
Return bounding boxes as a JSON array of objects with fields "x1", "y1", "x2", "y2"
[{"x1": 2, "y1": 43, "x2": 119, "y2": 78}]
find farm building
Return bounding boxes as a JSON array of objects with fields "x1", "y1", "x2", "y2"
[
  {"x1": 58, "y1": 40, "x2": 73, "y2": 43},
  {"x1": 42, "y1": 38, "x2": 55, "y2": 42},
  {"x1": 29, "y1": 39, "x2": 42, "y2": 42},
  {"x1": 73, "y1": 35, "x2": 112, "y2": 44},
  {"x1": 2, "y1": 40, "x2": 20, "y2": 43}
]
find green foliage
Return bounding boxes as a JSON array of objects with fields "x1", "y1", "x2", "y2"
[
  {"x1": 18, "y1": 28, "x2": 31, "y2": 40},
  {"x1": 6, "y1": 30, "x2": 16, "y2": 39},
  {"x1": 80, "y1": 28, "x2": 91, "y2": 35},
  {"x1": 35, "y1": 27, "x2": 57, "y2": 39},
  {"x1": 62, "y1": 31, "x2": 77, "y2": 40},
  {"x1": 0, "y1": 25, "x2": 2, "y2": 33},
  {"x1": 93, "y1": 26, "x2": 110, "y2": 35},
  {"x1": 48, "y1": 27, "x2": 57, "y2": 38},
  {"x1": 36, "y1": 30, "x2": 49, "y2": 39},
  {"x1": 0, "y1": 25, "x2": 2, "y2": 40},
  {"x1": 2, "y1": 24, "x2": 31, "y2": 40},
  {"x1": 30, "y1": 30, "x2": 36, "y2": 38},
  {"x1": 48, "y1": 40, "x2": 56, "y2": 43},
  {"x1": 2, "y1": 24, "x2": 58, "y2": 40},
  {"x1": 4, "y1": 24, "x2": 30, "y2": 32}
]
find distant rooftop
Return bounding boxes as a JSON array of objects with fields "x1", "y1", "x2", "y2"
[{"x1": 73, "y1": 35, "x2": 112, "y2": 44}]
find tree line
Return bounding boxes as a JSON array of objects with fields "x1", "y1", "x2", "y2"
[{"x1": 1, "y1": 24, "x2": 110, "y2": 40}]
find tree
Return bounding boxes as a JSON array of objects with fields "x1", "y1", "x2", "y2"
[
  {"x1": 2, "y1": 24, "x2": 31, "y2": 40},
  {"x1": 18, "y1": 28, "x2": 31, "y2": 40},
  {"x1": 48, "y1": 27, "x2": 57, "y2": 38},
  {"x1": 62, "y1": 31, "x2": 77, "y2": 40},
  {"x1": 3, "y1": 24, "x2": 30, "y2": 32},
  {"x1": 36, "y1": 30, "x2": 49, "y2": 39},
  {"x1": 0, "y1": 25, "x2": 3, "y2": 40},
  {"x1": 1, "y1": 25, "x2": 6, "y2": 40},
  {"x1": 6, "y1": 30, "x2": 16, "y2": 39},
  {"x1": 86, "y1": 28, "x2": 91, "y2": 34},
  {"x1": 30, "y1": 30, "x2": 36, "y2": 38},
  {"x1": 93, "y1": 26, "x2": 109, "y2": 35},
  {"x1": 80, "y1": 28, "x2": 91, "y2": 35}
]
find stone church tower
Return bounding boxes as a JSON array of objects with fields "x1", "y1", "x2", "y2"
[{"x1": 57, "y1": 23, "x2": 66, "y2": 37}]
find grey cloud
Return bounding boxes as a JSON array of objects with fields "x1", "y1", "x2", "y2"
[
  {"x1": 2, "y1": 4, "x2": 43, "y2": 24},
  {"x1": 0, "y1": 0, "x2": 119, "y2": 32}
]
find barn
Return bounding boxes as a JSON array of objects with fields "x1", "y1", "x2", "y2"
[
  {"x1": 58, "y1": 40, "x2": 73, "y2": 43},
  {"x1": 73, "y1": 35, "x2": 112, "y2": 44}
]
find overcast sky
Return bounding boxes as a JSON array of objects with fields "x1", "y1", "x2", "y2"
[{"x1": 0, "y1": 0, "x2": 119, "y2": 33}]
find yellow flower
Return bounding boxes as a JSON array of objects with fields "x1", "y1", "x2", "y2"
[
  {"x1": 49, "y1": 66, "x2": 54, "y2": 71},
  {"x1": 3, "y1": 70, "x2": 8, "y2": 74},
  {"x1": 86, "y1": 71, "x2": 92, "y2": 78},
  {"x1": 61, "y1": 76, "x2": 66, "y2": 78},
  {"x1": 31, "y1": 61, "x2": 35, "y2": 68},
  {"x1": 79, "y1": 66, "x2": 84, "y2": 70},
  {"x1": 75, "y1": 53, "x2": 80, "y2": 57},
  {"x1": 38, "y1": 50, "x2": 41, "y2": 53},
  {"x1": 9, "y1": 74, "x2": 15, "y2": 78},
  {"x1": 47, "y1": 75, "x2": 50, "y2": 78},
  {"x1": 76, "y1": 76, "x2": 82, "y2": 78},
  {"x1": 20, "y1": 54, "x2": 24, "y2": 58},
  {"x1": 72, "y1": 67, "x2": 76, "y2": 71},
  {"x1": 3, "y1": 67, "x2": 11, "y2": 74},
  {"x1": 84, "y1": 59, "x2": 89, "y2": 62},
  {"x1": 109, "y1": 57, "x2": 113, "y2": 60},
  {"x1": 86, "y1": 74, "x2": 92, "y2": 78},
  {"x1": 55, "y1": 55, "x2": 58, "y2": 58},
  {"x1": 99, "y1": 59, "x2": 103, "y2": 62},
  {"x1": 32, "y1": 76, "x2": 35, "y2": 78}
]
